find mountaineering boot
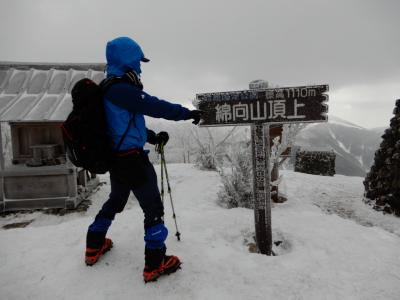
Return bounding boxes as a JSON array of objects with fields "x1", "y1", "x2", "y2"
[
  {"x1": 85, "y1": 231, "x2": 113, "y2": 266},
  {"x1": 85, "y1": 238, "x2": 113, "y2": 266},
  {"x1": 143, "y1": 247, "x2": 182, "y2": 282},
  {"x1": 143, "y1": 247, "x2": 165, "y2": 282},
  {"x1": 161, "y1": 255, "x2": 182, "y2": 275}
]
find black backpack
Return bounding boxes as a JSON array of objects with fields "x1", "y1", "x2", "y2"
[{"x1": 61, "y1": 77, "x2": 130, "y2": 174}]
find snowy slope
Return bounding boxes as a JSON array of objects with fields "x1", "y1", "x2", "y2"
[{"x1": 1, "y1": 165, "x2": 400, "y2": 300}]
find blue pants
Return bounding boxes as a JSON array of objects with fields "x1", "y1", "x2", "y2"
[{"x1": 87, "y1": 156, "x2": 168, "y2": 249}]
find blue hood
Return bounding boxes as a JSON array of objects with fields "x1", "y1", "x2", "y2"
[{"x1": 106, "y1": 37, "x2": 149, "y2": 77}]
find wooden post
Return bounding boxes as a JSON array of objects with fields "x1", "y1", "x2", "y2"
[{"x1": 250, "y1": 123, "x2": 272, "y2": 255}]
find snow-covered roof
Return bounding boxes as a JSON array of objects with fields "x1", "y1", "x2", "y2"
[{"x1": 0, "y1": 62, "x2": 106, "y2": 122}]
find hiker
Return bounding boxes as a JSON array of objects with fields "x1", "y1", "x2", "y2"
[{"x1": 84, "y1": 36, "x2": 201, "y2": 282}]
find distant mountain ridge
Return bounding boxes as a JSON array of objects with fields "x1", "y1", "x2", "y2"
[
  {"x1": 370, "y1": 126, "x2": 388, "y2": 134},
  {"x1": 295, "y1": 116, "x2": 383, "y2": 176},
  {"x1": 146, "y1": 115, "x2": 384, "y2": 177}
]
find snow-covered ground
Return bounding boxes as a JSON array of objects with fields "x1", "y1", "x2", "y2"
[{"x1": 1, "y1": 164, "x2": 400, "y2": 300}]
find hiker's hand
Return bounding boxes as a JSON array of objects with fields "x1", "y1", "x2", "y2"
[
  {"x1": 189, "y1": 110, "x2": 203, "y2": 125},
  {"x1": 156, "y1": 131, "x2": 169, "y2": 146},
  {"x1": 146, "y1": 129, "x2": 157, "y2": 145},
  {"x1": 155, "y1": 131, "x2": 169, "y2": 153}
]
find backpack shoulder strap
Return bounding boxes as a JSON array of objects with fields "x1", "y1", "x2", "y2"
[
  {"x1": 99, "y1": 76, "x2": 134, "y2": 152},
  {"x1": 114, "y1": 117, "x2": 134, "y2": 152},
  {"x1": 99, "y1": 76, "x2": 123, "y2": 94}
]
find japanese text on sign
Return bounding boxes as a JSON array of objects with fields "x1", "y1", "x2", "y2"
[
  {"x1": 215, "y1": 99, "x2": 306, "y2": 123},
  {"x1": 196, "y1": 84, "x2": 329, "y2": 126}
]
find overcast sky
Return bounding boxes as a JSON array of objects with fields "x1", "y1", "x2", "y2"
[{"x1": 0, "y1": 0, "x2": 399, "y2": 128}]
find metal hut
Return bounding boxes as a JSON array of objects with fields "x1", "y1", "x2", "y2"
[{"x1": 0, "y1": 62, "x2": 106, "y2": 212}]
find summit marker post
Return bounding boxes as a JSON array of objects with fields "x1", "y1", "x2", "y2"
[{"x1": 196, "y1": 83, "x2": 329, "y2": 255}]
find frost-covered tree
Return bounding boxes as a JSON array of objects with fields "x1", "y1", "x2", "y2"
[
  {"x1": 250, "y1": 80, "x2": 305, "y2": 202},
  {"x1": 217, "y1": 123, "x2": 305, "y2": 208},
  {"x1": 269, "y1": 123, "x2": 306, "y2": 202},
  {"x1": 364, "y1": 99, "x2": 400, "y2": 216},
  {"x1": 191, "y1": 97, "x2": 239, "y2": 170},
  {"x1": 191, "y1": 126, "x2": 237, "y2": 170},
  {"x1": 174, "y1": 124, "x2": 195, "y2": 163}
]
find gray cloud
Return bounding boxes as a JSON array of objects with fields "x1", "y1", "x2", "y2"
[{"x1": 1, "y1": 0, "x2": 399, "y2": 128}]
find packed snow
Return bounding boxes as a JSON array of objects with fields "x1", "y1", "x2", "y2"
[{"x1": 1, "y1": 164, "x2": 400, "y2": 300}]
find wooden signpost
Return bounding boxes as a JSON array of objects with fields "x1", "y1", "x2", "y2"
[{"x1": 196, "y1": 84, "x2": 329, "y2": 255}]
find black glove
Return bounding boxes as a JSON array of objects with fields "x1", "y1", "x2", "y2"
[
  {"x1": 146, "y1": 129, "x2": 157, "y2": 145},
  {"x1": 154, "y1": 131, "x2": 169, "y2": 153},
  {"x1": 189, "y1": 110, "x2": 202, "y2": 125},
  {"x1": 156, "y1": 131, "x2": 169, "y2": 146}
]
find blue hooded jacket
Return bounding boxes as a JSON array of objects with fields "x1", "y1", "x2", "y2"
[{"x1": 104, "y1": 37, "x2": 192, "y2": 150}]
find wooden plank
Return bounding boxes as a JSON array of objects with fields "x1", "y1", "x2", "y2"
[
  {"x1": 0, "y1": 166, "x2": 74, "y2": 177},
  {"x1": 3, "y1": 197, "x2": 69, "y2": 211},
  {"x1": 4, "y1": 174, "x2": 70, "y2": 199}
]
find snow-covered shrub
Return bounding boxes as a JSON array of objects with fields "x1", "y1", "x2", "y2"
[
  {"x1": 218, "y1": 141, "x2": 253, "y2": 208},
  {"x1": 217, "y1": 123, "x2": 306, "y2": 207},
  {"x1": 294, "y1": 149, "x2": 336, "y2": 176},
  {"x1": 195, "y1": 146, "x2": 218, "y2": 170}
]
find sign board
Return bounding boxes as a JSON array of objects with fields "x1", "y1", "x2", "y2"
[
  {"x1": 196, "y1": 85, "x2": 328, "y2": 126},
  {"x1": 196, "y1": 84, "x2": 329, "y2": 255}
]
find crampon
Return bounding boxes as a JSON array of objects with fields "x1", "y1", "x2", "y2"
[
  {"x1": 85, "y1": 238, "x2": 113, "y2": 266},
  {"x1": 143, "y1": 255, "x2": 181, "y2": 283}
]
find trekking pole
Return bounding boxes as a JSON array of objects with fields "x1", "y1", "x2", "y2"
[
  {"x1": 158, "y1": 144, "x2": 181, "y2": 241},
  {"x1": 160, "y1": 150, "x2": 165, "y2": 205}
]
